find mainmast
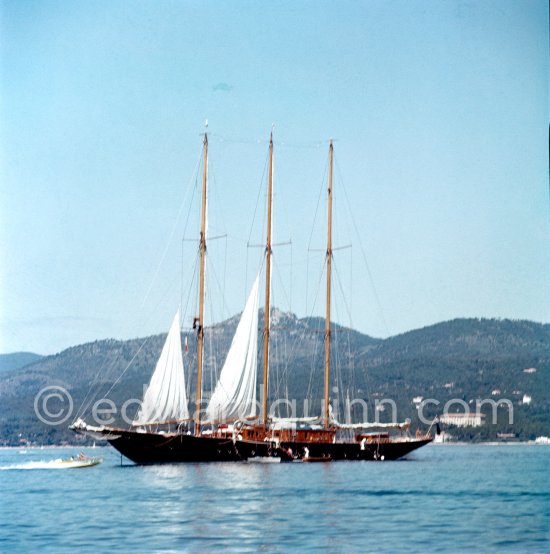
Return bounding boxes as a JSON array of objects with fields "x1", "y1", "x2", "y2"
[
  {"x1": 323, "y1": 140, "x2": 333, "y2": 429},
  {"x1": 195, "y1": 133, "x2": 208, "y2": 435},
  {"x1": 262, "y1": 133, "x2": 274, "y2": 425}
]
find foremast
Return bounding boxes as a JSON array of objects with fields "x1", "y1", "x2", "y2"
[
  {"x1": 324, "y1": 140, "x2": 333, "y2": 429},
  {"x1": 262, "y1": 133, "x2": 274, "y2": 426},
  {"x1": 195, "y1": 133, "x2": 208, "y2": 435}
]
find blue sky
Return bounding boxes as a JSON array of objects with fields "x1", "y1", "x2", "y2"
[{"x1": 1, "y1": 0, "x2": 548, "y2": 355}]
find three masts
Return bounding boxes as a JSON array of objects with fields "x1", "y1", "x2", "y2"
[
  {"x1": 192, "y1": 132, "x2": 335, "y2": 434},
  {"x1": 71, "y1": 133, "x2": 433, "y2": 463}
]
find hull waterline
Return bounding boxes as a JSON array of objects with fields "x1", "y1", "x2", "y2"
[
  {"x1": 277, "y1": 437, "x2": 433, "y2": 461},
  {"x1": 72, "y1": 425, "x2": 431, "y2": 464},
  {"x1": 106, "y1": 429, "x2": 242, "y2": 463}
]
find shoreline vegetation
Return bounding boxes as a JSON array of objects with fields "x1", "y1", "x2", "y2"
[{"x1": 1, "y1": 317, "x2": 548, "y2": 446}]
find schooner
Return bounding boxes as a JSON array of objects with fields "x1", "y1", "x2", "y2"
[{"x1": 71, "y1": 133, "x2": 432, "y2": 463}]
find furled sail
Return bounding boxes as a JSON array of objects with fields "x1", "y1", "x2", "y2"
[
  {"x1": 332, "y1": 419, "x2": 411, "y2": 430},
  {"x1": 134, "y1": 311, "x2": 189, "y2": 425},
  {"x1": 205, "y1": 273, "x2": 260, "y2": 422}
]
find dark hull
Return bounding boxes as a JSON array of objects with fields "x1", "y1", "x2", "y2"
[
  {"x1": 105, "y1": 429, "x2": 287, "y2": 463},
  {"x1": 106, "y1": 429, "x2": 242, "y2": 463},
  {"x1": 79, "y1": 427, "x2": 431, "y2": 464},
  {"x1": 278, "y1": 438, "x2": 432, "y2": 461}
]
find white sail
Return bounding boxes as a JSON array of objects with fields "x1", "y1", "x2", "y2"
[
  {"x1": 134, "y1": 311, "x2": 189, "y2": 425},
  {"x1": 332, "y1": 420, "x2": 411, "y2": 430},
  {"x1": 205, "y1": 273, "x2": 260, "y2": 422}
]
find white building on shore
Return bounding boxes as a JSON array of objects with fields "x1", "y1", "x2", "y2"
[{"x1": 440, "y1": 412, "x2": 485, "y2": 427}]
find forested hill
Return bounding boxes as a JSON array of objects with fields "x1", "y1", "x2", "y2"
[
  {"x1": 0, "y1": 315, "x2": 548, "y2": 445},
  {"x1": 0, "y1": 352, "x2": 43, "y2": 372}
]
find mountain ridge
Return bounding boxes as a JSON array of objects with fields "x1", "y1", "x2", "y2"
[
  {"x1": 1, "y1": 315, "x2": 548, "y2": 445},
  {"x1": 0, "y1": 352, "x2": 44, "y2": 373}
]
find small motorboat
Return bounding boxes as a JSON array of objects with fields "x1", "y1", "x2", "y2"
[{"x1": 54, "y1": 454, "x2": 102, "y2": 469}]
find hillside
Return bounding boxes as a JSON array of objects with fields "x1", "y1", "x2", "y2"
[
  {"x1": 0, "y1": 315, "x2": 548, "y2": 445},
  {"x1": 0, "y1": 352, "x2": 43, "y2": 372}
]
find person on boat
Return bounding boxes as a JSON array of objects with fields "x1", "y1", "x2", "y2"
[{"x1": 303, "y1": 447, "x2": 310, "y2": 459}]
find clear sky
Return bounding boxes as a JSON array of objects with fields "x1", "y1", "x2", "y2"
[{"x1": 1, "y1": 0, "x2": 548, "y2": 355}]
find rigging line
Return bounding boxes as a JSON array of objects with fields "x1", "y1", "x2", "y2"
[
  {"x1": 306, "y1": 155, "x2": 329, "y2": 251},
  {"x1": 208, "y1": 132, "x2": 328, "y2": 149},
  {"x1": 83, "y1": 202, "x2": 197, "y2": 417},
  {"x1": 98, "y1": 264, "x2": 192, "y2": 418},
  {"x1": 333, "y1": 260, "x2": 355, "y2": 331},
  {"x1": 182, "y1": 254, "x2": 200, "y2": 404},
  {"x1": 347, "y1": 246, "x2": 357, "y2": 408},
  {"x1": 272, "y1": 284, "x2": 291, "y2": 403},
  {"x1": 290, "y1": 241, "x2": 293, "y2": 314},
  {"x1": 76, "y1": 315, "x2": 145, "y2": 416},
  {"x1": 181, "y1": 171, "x2": 199, "y2": 245},
  {"x1": 275, "y1": 140, "x2": 326, "y2": 149},
  {"x1": 245, "y1": 239, "x2": 249, "y2": 303},
  {"x1": 272, "y1": 254, "x2": 292, "y2": 311},
  {"x1": 243, "y1": 145, "x2": 270, "y2": 302},
  {"x1": 182, "y1": 251, "x2": 199, "y2": 332},
  {"x1": 333, "y1": 298, "x2": 346, "y2": 423},
  {"x1": 306, "y1": 251, "x2": 325, "y2": 318},
  {"x1": 77, "y1": 161, "x2": 201, "y2": 419},
  {"x1": 78, "y1": 335, "x2": 153, "y2": 420},
  {"x1": 207, "y1": 163, "x2": 231, "y2": 249},
  {"x1": 98, "y1": 267, "x2": 187, "y2": 409},
  {"x1": 349, "y1": 341, "x2": 357, "y2": 419},
  {"x1": 180, "y1": 235, "x2": 200, "y2": 320},
  {"x1": 204, "y1": 250, "x2": 232, "y2": 322},
  {"x1": 305, "y1": 150, "x2": 329, "y2": 314},
  {"x1": 362, "y1": 352, "x2": 375, "y2": 419},
  {"x1": 208, "y1": 132, "x2": 270, "y2": 146},
  {"x1": 218, "y1": 232, "x2": 249, "y2": 244},
  {"x1": 141, "y1": 146, "x2": 202, "y2": 310},
  {"x1": 332, "y1": 258, "x2": 356, "y2": 409},
  {"x1": 273, "y1": 250, "x2": 324, "y2": 402},
  {"x1": 304, "y1": 257, "x2": 328, "y2": 403},
  {"x1": 75, "y1": 347, "x2": 128, "y2": 419},
  {"x1": 204, "y1": 256, "x2": 229, "y2": 387},
  {"x1": 306, "y1": 246, "x2": 309, "y2": 315},
  {"x1": 304, "y1": 317, "x2": 320, "y2": 407},
  {"x1": 246, "y1": 148, "x2": 270, "y2": 246},
  {"x1": 205, "y1": 284, "x2": 215, "y2": 401},
  {"x1": 76, "y1": 304, "x2": 179, "y2": 419},
  {"x1": 222, "y1": 235, "x2": 228, "y2": 332},
  {"x1": 269, "y1": 260, "x2": 294, "y2": 399},
  {"x1": 334, "y1": 156, "x2": 391, "y2": 336}
]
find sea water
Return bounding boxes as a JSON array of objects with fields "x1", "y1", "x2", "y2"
[{"x1": 0, "y1": 444, "x2": 548, "y2": 553}]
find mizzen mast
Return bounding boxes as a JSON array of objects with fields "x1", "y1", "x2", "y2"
[
  {"x1": 323, "y1": 140, "x2": 334, "y2": 429},
  {"x1": 262, "y1": 133, "x2": 274, "y2": 425},
  {"x1": 195, "y1": 133, "x2": 208, "y2": 435}
]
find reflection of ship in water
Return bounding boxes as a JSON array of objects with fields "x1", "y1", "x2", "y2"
[{"x1": 71, "y1": 133, "x2": 432, "y2": 462}]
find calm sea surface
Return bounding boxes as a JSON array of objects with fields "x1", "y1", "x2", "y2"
[{"x1": 0, "y1": 444, "x2": 548, "y2": 553}]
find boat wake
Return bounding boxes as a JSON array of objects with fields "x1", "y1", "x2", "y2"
[
  {"x1": 0, "y1": 458, "x2": 102, "y2": 470},
  {"x1": 0, "y1": 460, "x2": 68, "y2": 470}
]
